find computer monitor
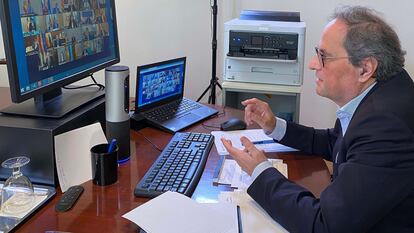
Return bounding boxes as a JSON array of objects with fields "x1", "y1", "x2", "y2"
[{"x1": 0, "y1": 0, "x2": 119, "y2": 118}]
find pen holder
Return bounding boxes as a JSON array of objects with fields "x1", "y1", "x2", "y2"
[{"x1": 91, "y1": 144, "x2": 118, "y2": 186}]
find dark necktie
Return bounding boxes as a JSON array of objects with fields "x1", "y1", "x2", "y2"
[{"x1": 331, "y1": 119, "x2": 343, "y2": 180}]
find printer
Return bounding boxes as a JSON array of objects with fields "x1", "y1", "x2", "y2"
[{"x1": 223, "y1": 17, "x2": 306, "y2": 86}]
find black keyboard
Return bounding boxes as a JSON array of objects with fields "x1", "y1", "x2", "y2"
[
  {"x1": 143, "y1": 98, "x2": 202, "y2": 122},
  {"x1": 134, "y1": 132, "x2": 214, "y2": 198}
]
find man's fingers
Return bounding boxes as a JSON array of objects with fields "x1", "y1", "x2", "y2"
[
  {"x1": 221, "y1": 138, "x2": 232, "y2": 149},
  {"x1": 249, "y1": 111, "x2": 265, "y2": 125},
  {"x1": 244, "y1": 101, "x2": 266, "y2": 125},
  {"x1": 241, "y1": 98, "x2": 258, "y2": 106},
  {"x1": 244, "y1": 104, "x2": 257, "y2": 125},
  {"x1": 221, "y1": 136, "x2": 266, "y2": 176},
  {"x1": 221, "y1": 138, "x2": 244, "y2": 156},
  {"x1": 240, "y1": 136, "x2": 260, "y2": 154}
]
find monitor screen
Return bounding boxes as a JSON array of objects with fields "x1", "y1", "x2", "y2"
[
  {"x1": 136, "y1": 58, "x2": 185, "y2": 109},
  {"x1": 0, "y1": 0, "x2": 119, "y2": 117}
]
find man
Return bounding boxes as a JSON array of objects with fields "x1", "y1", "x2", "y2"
[
  {"x1": 52, "y1": 0, "x2": 61, "y2": 14},
  {"x1": 221, "y1": 6, "x2": 414, "y2": 233}
]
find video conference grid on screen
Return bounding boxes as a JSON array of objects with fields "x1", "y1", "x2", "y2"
[
  {"x1": 138, "y1": 62, "x2": 185, "y2": 108},
  {"x1": 19, "y1": 0, "x2": 110, "y2": 92}
]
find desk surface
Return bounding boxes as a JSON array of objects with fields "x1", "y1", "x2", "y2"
[{"x1": 0, "y1": 88, "x2": 331, "y2": 232}]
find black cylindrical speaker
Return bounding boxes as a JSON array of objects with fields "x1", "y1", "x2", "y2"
[{"x1": 105, "y1": 65, "x2": 130, "y2": 163}]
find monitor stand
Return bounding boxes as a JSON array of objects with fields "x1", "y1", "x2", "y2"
[{"x1": 0, "y1": 87, "x2": 105, "y2": 118}]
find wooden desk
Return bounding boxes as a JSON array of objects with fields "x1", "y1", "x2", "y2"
[{"x1": 0, "y1": 88, "x2": 331, "y2": 232}]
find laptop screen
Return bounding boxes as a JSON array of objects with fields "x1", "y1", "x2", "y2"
[{"x1": 136, "y1": 57, "x2": 186, "y2": 110}]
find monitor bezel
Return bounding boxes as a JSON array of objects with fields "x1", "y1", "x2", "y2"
[{"x1": 0, "y1": 0, "x2": 120, "y2": 103}]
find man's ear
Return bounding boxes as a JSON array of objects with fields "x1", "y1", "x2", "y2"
[{"x1": 358, "y1": 57, "x2": 378, "y2": 82}]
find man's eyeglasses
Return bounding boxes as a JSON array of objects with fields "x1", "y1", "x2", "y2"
[{"x1": 314, "y1": 47, "x2": 352, "y2": 67}]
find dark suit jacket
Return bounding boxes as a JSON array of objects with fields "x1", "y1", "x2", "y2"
[{"x1": 248, "y1": 69, "x2": 414, "y2": 233}]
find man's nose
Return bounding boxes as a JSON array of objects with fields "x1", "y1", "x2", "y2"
[{"x1": 308, "y1": 54, "x2": 321, "y2": 70}]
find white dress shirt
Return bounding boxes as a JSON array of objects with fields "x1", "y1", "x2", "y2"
[{"x1": 250, "y1": 82, "x2": 376, "y2": 181}]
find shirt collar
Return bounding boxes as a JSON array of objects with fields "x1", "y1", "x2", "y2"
[{"x1": 336, "y1": 82, "x2": 376, "y2": 134}]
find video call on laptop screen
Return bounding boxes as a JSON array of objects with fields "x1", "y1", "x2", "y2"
[{"x1": 136, "y1": 58, "x2": 185, "y2": 108}]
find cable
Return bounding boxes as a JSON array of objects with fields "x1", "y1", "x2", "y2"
[
  {"x1": 219, "y1": 105, "x2": 226, "y2": 117},
  {"x1": 136, "y1": 131, "x2": 163, "y2": 152},
  {"x1": 201, "y1": 123, "x2": 220, "y2": 130},
  {"x1": 201, "y1": 106, "x2": 227, "y2": 130},
  {"x1": 63, "y1": 73, "x2": 105, "y2": 90},
  {"x1": 62, "y1": 83, "x2": 100, "y2": 89},
  {"x1": 90, "y1": 74, "x2": 105, "y2": 90}
]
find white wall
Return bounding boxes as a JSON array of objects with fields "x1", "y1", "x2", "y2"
[
  {"x1": 114, "y1": 0, "x2": 214, "y2": 102},
  {"x1": 234, "y1": 0, "x2": 414, "y2": 128},
  {"x1": 1, "y1": 0, "x2": 413, "y2": 128}
]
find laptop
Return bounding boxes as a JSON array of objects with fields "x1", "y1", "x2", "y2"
[{"x1": 132, "y1": 57, "x2": 218, "y2": 133}]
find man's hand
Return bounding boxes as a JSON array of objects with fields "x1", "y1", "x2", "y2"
[
  {"x1": 221, "y1": 136, "x2": 267, "y2": 176},
  {"x1": 242, "y1": 98, "x2": 276, "y2": 133}
]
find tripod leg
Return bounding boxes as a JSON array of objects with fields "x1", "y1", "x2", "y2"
[
  {"x1": 197, "y1": 85, "x2": 211, "y2": 102},
  {"x1": 215, "y1": 81, "x2": 222, "y2": 90}
]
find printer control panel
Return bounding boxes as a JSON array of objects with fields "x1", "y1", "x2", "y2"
[{"x1": 228, "y1": 31, "x2": 298, "y2": 60}]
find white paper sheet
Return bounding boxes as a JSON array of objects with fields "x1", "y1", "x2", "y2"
[
  {"x1": 122, "y1": 191, "x2": 238, "y2": 233},
  {"x1": 216, "y1": 158, "x2": 288, "y2": 189},
  {"x1": 54, "y1": 122, "x2": 107, "y2": 192},
  {"x1": 219, "y1": 190, "x2": 289, "y2": 233},
  {"x1": 211, "y1": 129, "x2": 297, "y2": 155},
  {"x1": 202, "y1": 203, "x2": 239, "y2": 233}
]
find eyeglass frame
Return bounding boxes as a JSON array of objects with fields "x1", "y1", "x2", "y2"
[{"x1": 314, "y1": 46, "x2": 352, "y2": 67}]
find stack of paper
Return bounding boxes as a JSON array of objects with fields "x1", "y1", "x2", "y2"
[
  {"x1": 214, "y1": 158, "x2": 288, "y2": 189},
  {"x1": 219, "y1": 190, "x2": 289, "y2": 233},
  {"x1": 122, "y1": 191, "x2": 239, "y2": 233},
  {"x1": 211, "y1": 129, "x2": 297, "y2": 156}
]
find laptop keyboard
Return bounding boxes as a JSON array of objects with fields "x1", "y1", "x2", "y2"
[
  {"x1": 134, "y1": 132, "x2": 213, "y2": 198},
  {"x1": 143, "y1": 98, "x2": 202, "y2": 122}
]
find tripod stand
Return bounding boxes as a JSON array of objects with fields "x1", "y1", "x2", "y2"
[{"x1": 197, "y1": 0, "x2": 222, "y2": 104}]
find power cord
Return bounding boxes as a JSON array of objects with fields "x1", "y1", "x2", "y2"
[
  {"x1": 201, "y1": 106, "x2": 226, "y2": 130},
  {"x1": 63, "y1": 74, "x2": 105, "y2": 90},
  {"x1": 90, "y1": 74, "x2": 105, "y2": 90},
  {"x1": 136, "y1": 131, "x2": 163, "y2": 152}
]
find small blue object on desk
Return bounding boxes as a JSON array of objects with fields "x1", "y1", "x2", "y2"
[
  {"x1": 243, "y1": 140, "x2": 275, "y2": 146},
  {"x1": 252, "y1": 140, "x2": 275, "y2": 145},
  {"x1": 107, "y1": 139, "x2": 117, "y2": 153}
]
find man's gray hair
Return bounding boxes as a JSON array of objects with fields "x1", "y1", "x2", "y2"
[{"x1": 332, "y1": 6, "x2": 405, "y2": 80}]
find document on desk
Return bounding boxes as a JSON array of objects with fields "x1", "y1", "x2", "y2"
[
  {"x1": 54, "y1": 122, "x2": 107, "y2": 192},
  {"x1": 214, "y1": 158, "x2": 288, "y2": 189},
  {"x1": 219, "y1": 190, "x2": 289, "y2": 233},
  {"x1": 211, "y1": 129, "x2": 297, "y2": 155},
  {"x1": 122, "y1": 191, "x2": 239, "y2": 233}
]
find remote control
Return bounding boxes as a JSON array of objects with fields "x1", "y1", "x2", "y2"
[{"x1": 55, "y1": 185, "x2": 84, "y2": 212}]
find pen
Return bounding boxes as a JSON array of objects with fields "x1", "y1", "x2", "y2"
[
  {"x1": 252, "y1": 139, "x2": 275, "y2": 145},
  {"x1": 237, "y1": 205, "x2": 243, "y2": 233},
  {"x1": 107, "y1": 139, "x2": 117, "y2": 153}
]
